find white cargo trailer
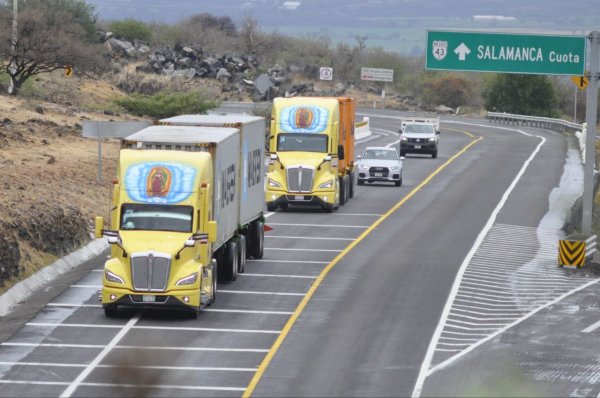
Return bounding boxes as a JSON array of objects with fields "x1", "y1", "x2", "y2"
[{"x1": 122, "y1": 124, "x2": 265, "y2": 281}]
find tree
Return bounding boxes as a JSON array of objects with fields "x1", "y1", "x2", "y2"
[
  {"x1": 0, "y1": 0, "x2": 108, "y2": 95},
  {"x1": 422, "y1": 74, "x2": 473, "y2": 109},
  {"x1": 109, "y1": 18, "x2": 152, "y2": 42},
  {"x1": 483, "y1": 74, "x2": 559, "y2": 117}
]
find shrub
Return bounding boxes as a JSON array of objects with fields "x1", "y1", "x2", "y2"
[
  {"x1": 113, "y1": 90, "x2": 220, "y2": 118},
  {"x1": 109, "y1": 19, "x2": 152, "y2": 42}
]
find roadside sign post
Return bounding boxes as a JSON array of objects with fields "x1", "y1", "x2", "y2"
[
  {"x1": 582, "y1": 32, "x2": 599, "y2": 235},
  {"x1": 361, "y1": 67, "x2": 394, "y2": 109}
]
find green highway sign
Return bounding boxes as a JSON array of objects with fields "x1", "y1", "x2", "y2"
[{"x1": 426, "y1": 30, "x2": 586, "y2": 75}]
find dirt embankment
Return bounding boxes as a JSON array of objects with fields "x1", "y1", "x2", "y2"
[{"x1": 0, "y1": 77, "x2": 146, "y2": 292}]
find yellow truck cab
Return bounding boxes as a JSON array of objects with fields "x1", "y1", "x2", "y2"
[{"x1": 266, "y1": 96, "x2": 356, "y2": 212}]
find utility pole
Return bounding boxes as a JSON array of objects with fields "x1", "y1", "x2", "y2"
[
  {"x1": 582, "y1": 31, "x2": 599, "y2": 235},
  {"x1": 7, "y1": 0, "x2": 17, "y2": 94}
]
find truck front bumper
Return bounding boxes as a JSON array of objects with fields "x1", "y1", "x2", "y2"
[
  {"x1": 266, "y1": 190, "x2": 335, "y2": 208},
  {"x1": 102, "y1": 286, "x2": 200, "y2": 313}
]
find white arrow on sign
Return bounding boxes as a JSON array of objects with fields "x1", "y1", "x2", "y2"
[{"x1": 454, "y1": 43, "x2": 471, "y2": 61}]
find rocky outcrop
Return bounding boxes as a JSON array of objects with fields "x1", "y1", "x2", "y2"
[
  {"x1": 15, "y1": 205, "x2": 90, "y2": 257},
  {"x1": 0, "y1": 235, "x2": 20, "y2": 287}
]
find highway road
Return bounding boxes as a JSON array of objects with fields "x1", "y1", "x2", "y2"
[{"x1": 0, "y1": 107, "x2": 599, "y2": 397}]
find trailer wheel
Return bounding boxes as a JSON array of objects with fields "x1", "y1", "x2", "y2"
[
  {"x1": 238, "y1": 235, "x2": 246, "y2": 273},
  {"x1": 104, "y1": 305, "x2": 118, "y2": 318},
  {"x1": 249, "y1": 220, "x2": 264, "y2": 259},
  {"x1": 221, "y1": 241, "x2": 238, "y2": 282}
]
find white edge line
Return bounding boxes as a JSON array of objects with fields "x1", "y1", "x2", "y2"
[
  {"x1": 412, "y1": 126, "x2": 544, "y2": 398},
  {"x1": 60, "y1": 313, "x2": 141, "y2": 398},
  {"x1": 46, "y1": 303, "x2": 295, "y2": 314},
  {"x1": 582, "y1": 318, "x2": 600, "y2": 333}
]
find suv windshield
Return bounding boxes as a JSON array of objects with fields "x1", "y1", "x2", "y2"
[
  {"x1": 404, "y1": 124, "x2": 435, "y2": 134},
  {"x1": 277, "y1": 133, "x2": 328, "y2": 153},
  {"x1": 120, "y1": 204, "x2": 193, "y2": 233},
  {"x1": 363, "y1": 149, "x2": 398, "y2": 160}
]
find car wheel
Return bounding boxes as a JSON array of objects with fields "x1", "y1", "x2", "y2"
[
  {"x1": 400, "y1": 150, "x2": 406, "y2": 157},
  {"x1": 432, "y1": 149, "x2": 438, "y2": 158},
  {"x1": 357, "y1": 179, "x2": 364, "y2": 186}
]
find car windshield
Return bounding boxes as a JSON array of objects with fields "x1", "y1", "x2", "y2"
[
  {"x1": 404, "y1": 124, "x2": 435, "y2": 134},
  {"x1": 120, "y1": 204, "x2": 193, "y2": 233},
  {"x1": 277, "y1": 133, "x2": 328, "y2": 153},
  {"x1": 362, "y1": 149, "x2": 398, "y2": 160}
]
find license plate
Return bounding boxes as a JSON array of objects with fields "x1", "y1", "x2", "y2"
[
  {"x1": 374, "y1": 172, "x2": 383, "y2": 177},
  {"x1": 414, "y1": 145, "x2": 421, "y2": 149},
  {"x1": 142, "y1": 295, "x2": 156, "y2": 303},
  {"x1": 294, "y1": 195, "x2": 304, "y2": 200}
]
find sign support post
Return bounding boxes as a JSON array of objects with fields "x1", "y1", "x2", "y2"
[{"x1": 582, "y1": 31, "x2": 600, "y2": 235}]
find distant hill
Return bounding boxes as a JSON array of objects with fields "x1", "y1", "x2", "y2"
[{"x1": 87, "y1": 0, "x2": 598, "y2": 55}]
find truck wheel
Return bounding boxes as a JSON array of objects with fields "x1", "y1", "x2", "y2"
[
  {"x1": 238, "y1": 234, "x2": 246, "y2": 273},
  {"x1": 221, "y1": 241, "x2": 238, "y2": 282},
  {"x1": 104, "y1": 305, "x2": 118, "y2": 318},
  {"x1": 267, "y1": 203, "x2": 277, "y2": 212},
  {"x1": 249, "y1": 220, "x2": 264, "y2": 259},
  {"x1": 339, "y1": 177, "x2": 346, "y2": 206},
  {"x1": 322, "y1": 204, "x2": 333, "y2": 213},
  {"x1": 349, "y1": 172, "x2": 355, "y2": 198},
  {"x1": 279, "y1": 202, "x2": 289, "y2": 210}
]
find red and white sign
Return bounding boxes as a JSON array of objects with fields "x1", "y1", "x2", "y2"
[
  {"x1": 361, "y1": 67, "x2": 394, "y2": 82},
  {"x1": 319, "y1": 67, "x2": 333, "y2": 81}
]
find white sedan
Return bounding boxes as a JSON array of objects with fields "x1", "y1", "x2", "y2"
[{"x1": 356, "y1": 146, "x2": 404, "y2": 187}]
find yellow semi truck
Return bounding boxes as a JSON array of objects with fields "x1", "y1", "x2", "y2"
[
  {"x1": 266, "y1": 96, "x2": 356, "y2": 212},
  {"x1": 95, "y1": 121, "x2": 265, "y2": 318}
]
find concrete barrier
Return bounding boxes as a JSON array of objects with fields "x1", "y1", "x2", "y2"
[{"x1": 355, "y1": 117, "x2": 371, "y2": 140}]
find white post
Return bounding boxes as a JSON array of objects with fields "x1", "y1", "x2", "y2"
[
  {"x1": 574, "y1": 86, "x2": 578, "y2": 123},
  {"x1": 582, "y1": 31, "x2": 599, "y2": 234}
]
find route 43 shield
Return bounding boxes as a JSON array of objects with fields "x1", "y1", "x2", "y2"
[{"x1": 432, "y1": 40, "x2": 448, "y2": 61}]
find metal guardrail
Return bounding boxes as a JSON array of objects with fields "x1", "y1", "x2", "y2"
[{"x1": 486, "y1": 112, "x2": 583, "y2": 134}]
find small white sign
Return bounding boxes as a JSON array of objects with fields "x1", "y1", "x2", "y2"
[
  {"x1": 432, "y1": 40, "x2": 448, "y2": 60},
  {"x1": 360, "y1": 67, "x2": 394, "y2": 82},
  {"x1": 320, "y1": 67, "x2": 333, "y2": 81}
]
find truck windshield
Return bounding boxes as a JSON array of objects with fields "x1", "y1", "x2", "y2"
[
  {"x1": 277, "y1": 133, "x2": 328, "y2": 153},
  {"x1": 120, "y1": 204, "x2": 193, "y2": 233},
  {"x1": 404, "y1": 124, "x2": 435, "y2": 134}
]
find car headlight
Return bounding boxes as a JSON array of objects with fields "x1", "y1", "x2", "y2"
[
  {"x1": 428, "y1": 137, "x2": 436, "y2": 142},
  {"x1": 268, "y1": 177, "x2": 282, "y2": 188},
  {"x1": 176, "y1": 272, "x2": 198, "y2": 286},
  {"x1": 319, "y1": 180, "x2": 333, "y2": 189},
  {"x1": 401, "y1": 136, "x2": 408, "y2": 141},
  {"x1": 358, "y1": 163, "x2": 369, "y2": 171},
  {"x1": 105, "y1": 269, "x2": 125, "y2": 284},
  {"x1": 389, "y1": 166, "x2": 401, "y2": 171}
]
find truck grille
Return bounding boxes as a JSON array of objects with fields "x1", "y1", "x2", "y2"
[
  {"x1": 131, "y1": 252, "x2": 171, "y2": 291},
  {"x1": 369, "y1": 167, "x2": 389, "y2": 177},
  {"x1": 287, "y1": 166, "x2": 314, "y2": 193}
]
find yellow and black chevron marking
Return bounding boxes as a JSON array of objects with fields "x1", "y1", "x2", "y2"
[{"x1": 558, "y1": 239, "x2": 586, "y2": 267}]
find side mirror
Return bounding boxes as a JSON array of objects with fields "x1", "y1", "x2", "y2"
[
  {"x1": 324, "y1": 155, "x2": 332, "y2": 162},
  {"x1": 184, "y1": 239, "x2": 195, "y2": 247},
  {"x1": 436, "y1": 130, "x2": 440, "y2": 134},
  {"x1": 338, "y1": 144, "x2": 345, "y2": 161},
  {"x1": 95, "y1": 216, "x2": 104, "y2": 239},
  {"x1": 207, "y1": 221, "x2": 217, "y2": 243},
  {"x1": 400, "y1": 156, "x2": 406, "y2": 161}
]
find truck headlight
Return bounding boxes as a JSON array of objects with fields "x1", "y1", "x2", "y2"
[
  {"x1": 401, "y1": 136, "x2": 408, "y2": 141},
  {"x1": 319, "y1": 180, "x2": 333, "y2": 189},
  {"x1": 176, "y1": 272, "x2": 198, "y2": 286},
  {"x1": 105, "y1": 270, "x2": 125, "y2": 284},
  {"x1": 268, "y1": 177, "x2": 282, "y2": 188}
]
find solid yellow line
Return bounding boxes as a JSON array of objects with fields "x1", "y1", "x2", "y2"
[{"x1": 243, "y1": 131, "x2": 482, "y2": 397}]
